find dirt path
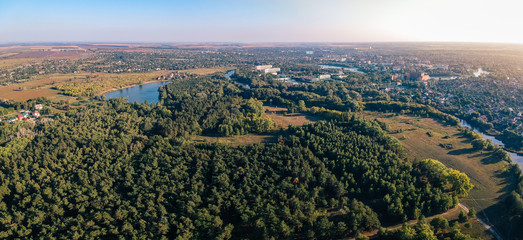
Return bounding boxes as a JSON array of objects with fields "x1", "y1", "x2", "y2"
[
  {"x1": 346, "y1": 205, "x2": 463, "y2": 239},
  {"x1": 346, "y1": 203, "x2": 501, "y2": 240},
  {"x1": 459, "y1": 203, "x2": 503, "y2": 240}
]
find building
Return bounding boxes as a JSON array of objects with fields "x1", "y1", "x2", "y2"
[
  {"x1": 33, "y1": 111, "x2": 40, "y2": 118},
  {"x1": 318, "y1": 74, "x2": 331, "y2": 80},
  {"x1": 391, "y1": 74, "x2": 402, "y2": 81},
  {"x1": 421, "y1": 73, "x2": 430, "y2": 81},
  {"x1": 253, "y1": 65, "x2": 280, "y2": 74},
  {"x1": 253, "y1": 65, "x2": 273, "y2": 71},
  {"x1": 263, "y1": 68, "x2": 280, "y2": 74},
  {"x1": 35, "y1": 104, "x2": 43, "y2": 110},
  {"x1": 406, "y1": 72, "x2": 430, "y2": 81}
]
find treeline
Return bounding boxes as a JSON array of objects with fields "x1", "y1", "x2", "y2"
[
  {"x1": 505, "y1": 169, "x2": 523, "y2": 238},
  {"x1": 0, "y1": 97, "x2": 51, "y2": 112},
  {"x1": 460, "y1": 128, "x2": 512, "y2": 163},
  {"x1": 498, "y1": 129, "x2": 523, "y2": 151},
  {"x1": 460, "y1": 112, "x2": 494, "y2": 131},
  {"x1": 377, "y1": 215, "x2": 477, "y2": 240},
  {"x1": 0, "y1": 107, "x2": 12, "y2": 116},
  {"x1": 364, "y1": 101, "x2": 460, "y2": 126}
]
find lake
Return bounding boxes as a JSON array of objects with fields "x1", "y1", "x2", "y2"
[
  {"x1": 460, "y1": 119, "x2": 523, "y2": 168},
  {"x1": 105, "y1": 81, "x2": 171, "y2": 104}
]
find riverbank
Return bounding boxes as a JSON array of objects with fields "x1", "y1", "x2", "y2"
[{"x1": 459, "y1": 119, "x2": 523, "y2": 168}]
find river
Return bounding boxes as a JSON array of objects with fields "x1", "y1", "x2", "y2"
[
  {"x1": 224, "y1": 70, "x2": 251, "y2": 89},
  {"x1": 104, "y1": 81, "x2": 171, "y2": 104},
  {"x1": 460, "y1": 119, "x2": 523, "y2": 168}
]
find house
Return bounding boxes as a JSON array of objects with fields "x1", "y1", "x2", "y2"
[
  {"x1": 35, "y1": 104, "x2": 43, "y2": 110},
  {"x1": 16, "y1": 114, "x2": 24, "y2": 121},
  {"x1": 33, "y1": 111, "x2": 40, "y2": 118}
]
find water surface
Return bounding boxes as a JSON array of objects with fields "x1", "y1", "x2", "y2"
[
  {"x1": 460, "y1": 119, "x2": 523, "y2": 168},
  {"x1": 225, "y1": 70, "x2": 251, "y2": 89},
  {"x1": 105, "y1": 81, "x2": 170, "y2": 104}
]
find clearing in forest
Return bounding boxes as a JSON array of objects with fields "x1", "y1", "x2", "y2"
[{"x1": 264, "y1": 106, "x2": 322, "y2": 128}]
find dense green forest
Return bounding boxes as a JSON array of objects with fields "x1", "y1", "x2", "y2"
[
  {"x1": 0, "y1": 74, "x2": 478, "y2": 239},
  {"x1": 158, "y1": 76, "x2": 274, "y2": 137}
]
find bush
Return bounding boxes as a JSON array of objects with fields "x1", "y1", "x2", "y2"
[
  {"x1": 468, "y1": 208, "x2": 476, "y2": 218},
  {"x1": 458, "y1": 210, "x2": 469, "y2": 223}
]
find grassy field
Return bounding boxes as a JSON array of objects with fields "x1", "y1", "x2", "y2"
[
  {"x1": 0, "y1": 58, "x2": 39, "y2": 69},
  {"x1": 362, "y1": 111, "x2": 517, "y2": 239},
  {"x1": 264, "y1": 106, "x2": 322, "y2": 129}
]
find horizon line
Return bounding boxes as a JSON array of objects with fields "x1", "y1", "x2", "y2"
[{"x1": 1, "y1": 41, "x2": 523, "y2": 46}]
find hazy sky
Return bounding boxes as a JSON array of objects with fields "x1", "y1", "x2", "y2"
[{"x1": 0, "y1": 0, "x2": 522, "y2": 43}]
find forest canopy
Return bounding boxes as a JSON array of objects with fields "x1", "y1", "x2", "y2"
[{"x1": 0, "y1": 75, "x2": 474, "y2": 239}]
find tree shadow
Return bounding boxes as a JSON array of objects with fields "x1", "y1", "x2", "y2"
[
  {"x1": 494, "y1": 169, "x2": 518, "y2": 197},
  {"x1": 480, "y1": 154, "x2": 503, "y2": 165},
  {"x1": 448, "y1": 148, "x2": 474, "y2": 155}
]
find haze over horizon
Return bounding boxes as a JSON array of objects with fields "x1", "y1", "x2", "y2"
[{"x1": 1, "y1": 0, "x2": 522, "y2": 44}]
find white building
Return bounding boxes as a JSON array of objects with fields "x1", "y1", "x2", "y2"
[
  {"x1": 318, "y1": 74, "x2": 331, "y2": 80},
  {"x1": 253, "y1": 65, "x2": 273, "y2": 71},
  {"x1": 263, "y1": 68, "x2": 280, "y2": 74}
]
